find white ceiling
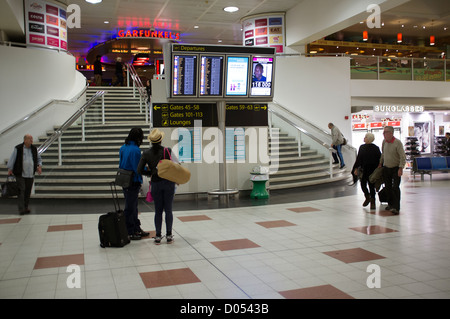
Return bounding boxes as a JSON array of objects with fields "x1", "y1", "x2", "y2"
[{"x1": 1, "y1": 0, "x2": 449, "y2": 59}]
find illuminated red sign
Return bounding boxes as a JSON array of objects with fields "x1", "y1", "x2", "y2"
[
  {"x1": 387, "y1": 121, "x2": 401, "y2": 127},
  {"x1": 118, "y1": 29, "x2": 180, "y2": 40},
  {"x1": 353, "y1": 123, "x2": 366, "y2": 129},
  {"x1": 370, "y1": 122, "x2": 383, "y2": 128}
]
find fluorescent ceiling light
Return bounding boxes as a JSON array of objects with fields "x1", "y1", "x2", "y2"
[
  {"x1": 224, "y1": 6, "x2": 239, "y2": 13},
  {"x1": 86, "y1": 0, "x2": 102, "y2": 4}
]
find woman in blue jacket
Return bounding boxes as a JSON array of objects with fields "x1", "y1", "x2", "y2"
[{"x1": 119, "y1": 127, "x2": 148, "y2": 240}]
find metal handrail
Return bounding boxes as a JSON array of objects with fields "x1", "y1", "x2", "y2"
[
  {"x1": 270, "y1": 101, "x2": 358, "y2": 153},
  {"x1": 37, "y1": 91, "x2": 106, "y2": 165},
  {"x1": 1, "y1": 80, "x2": 89, "y2": 137},
  {"x1": 125, "y1": 63, "x2": 150, "y2": 124},
  {"x1": 268, "y1": 102, "x2": 358, "y2": 178},
  {"x1": 268, "y1": 106, "x2": 333, "y2": 150}
]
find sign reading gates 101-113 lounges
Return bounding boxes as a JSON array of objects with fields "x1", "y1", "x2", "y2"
[{"x1": 25, "y1": 0, "x2": 68, "y2": 50}]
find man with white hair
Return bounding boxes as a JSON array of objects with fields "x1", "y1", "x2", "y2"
[
  {"x1": 352, "y1": 132, "x2": 381, "y2": 209},
  {"x1": 379, "y1": 126, "x2": 406, "y2": 215}
]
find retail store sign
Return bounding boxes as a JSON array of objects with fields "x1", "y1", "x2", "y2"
[
  {"x1": 374, "y1": 105, "x2": 424, "y2": 113},
  {"x1": 117, "y1": 29, "x2": 180, "y2": 40}
]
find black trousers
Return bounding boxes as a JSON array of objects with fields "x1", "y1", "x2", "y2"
[
  {"x1": 16, "y1": 176, "x2": 34, "y2": 212},
  {"x1": 382, "y1": 167, "x2": 401, "y2": 210}
]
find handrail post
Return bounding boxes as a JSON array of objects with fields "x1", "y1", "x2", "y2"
[
  {"x1": 411, "y1": 58, "x2": 414, "y2": 81},
  {"x1": 102, "y1": 94, "x2": 105, "y2": 124},
  {"x1": 139, "y1": 95, "x2": 143, "y2": 113},
  {"x1": 81, "y1": 113, "x2": 85, "y2": 142},
  {"x1": 58, "y1": 135, "x2": 62, "y2": 166},
  {"x1": 329, "y1": 150, "x2": 333, "y2": 178},
  {"x1": 297, "y1": 130, "x2": 302, "y2": 157}
]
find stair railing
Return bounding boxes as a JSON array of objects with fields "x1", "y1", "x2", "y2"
[
  {"x1": 125, "y1": 63, "x2": 150, "y2": 124},
  {"x1": 38, "y1": 90, "x2": 106, "y2": 165},
  {"x1": 268, "y1": 101, "x2": 357, "y2": 178}
]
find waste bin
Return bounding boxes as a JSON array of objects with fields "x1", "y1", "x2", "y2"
[{"x1": 250, "y1": 166, "x2": 269, "y2": 199}]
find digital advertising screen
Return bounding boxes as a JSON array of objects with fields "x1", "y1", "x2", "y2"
[
  {"x1": 250, "y1": 56, "x2": 273, "y2": 96},
  {"x1": 225, "y1": 56, "x2": 249, "y2": 97},
  {"x1": 172, "y1": 54, "x2": 198, "y2": 96},
  {"x1": 199, "y1": 55, "x2": 224, "y2": 96}
]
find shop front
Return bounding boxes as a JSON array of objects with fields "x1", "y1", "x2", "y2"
[{"x1": 351, "y1": 105, "x2": 450, "y2": 168}]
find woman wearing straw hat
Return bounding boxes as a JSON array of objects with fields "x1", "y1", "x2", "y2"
[{"x1": 138, "y1": 128, "x2": 178, "y2": 244}]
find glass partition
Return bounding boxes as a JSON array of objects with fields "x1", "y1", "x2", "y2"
[
  {"x1": 350, "y1": 56, "x2": 378, "y2": 79},
  {"x1": 350, "y1": 56, "x2": 447, "y2": 81}
]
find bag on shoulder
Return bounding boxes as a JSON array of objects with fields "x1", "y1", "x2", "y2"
[
  {"x1": 342, "y1": 137, "x2": 347, "y2": 145},
  {"x1": 115, "y1": 168, "x2": 134, "y2": 188},
  {"x1": 157, "y1": 148, "x2": 191, "y2": 185}
]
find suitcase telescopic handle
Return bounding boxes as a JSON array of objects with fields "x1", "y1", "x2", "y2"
[{"x1": 109, "y1": 182, "x2": 121, "y2": 212}]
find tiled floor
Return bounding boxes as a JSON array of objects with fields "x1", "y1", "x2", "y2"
[{"x1": 1, "y1": 172, "x2": 450, "y2": 300}]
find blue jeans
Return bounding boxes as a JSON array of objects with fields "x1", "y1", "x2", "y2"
[
  {"x1": 332, "y1": 144, "x2": 345, "y2": 167},
  {"x1": 122, "y1": 182, "x2": 141, "y2": 235},
  {"x1": 151, "y1": 180, "x2": 175, "y2": 236}
]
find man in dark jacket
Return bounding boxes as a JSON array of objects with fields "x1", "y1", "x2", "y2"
[{"x1": 7, "y1": 134, "x2": 42, "y2": 214}]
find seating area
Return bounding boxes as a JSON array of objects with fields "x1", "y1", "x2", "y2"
[{"x1": 412, "y1": 156, "x2": 450, "y2": 180}]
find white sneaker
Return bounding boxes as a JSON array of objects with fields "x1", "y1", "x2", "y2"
[{"x1": 166, "y1": 235, "x2": 174, "y2": 244}]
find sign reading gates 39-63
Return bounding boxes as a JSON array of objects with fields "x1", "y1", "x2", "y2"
[{"x1": 25, "y1": 0, "x2": 68, "y2": 50}]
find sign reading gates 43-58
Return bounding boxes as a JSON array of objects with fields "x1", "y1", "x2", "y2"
[{"x1": 152, "y1": 103, "x2": 268, "y2": 127}]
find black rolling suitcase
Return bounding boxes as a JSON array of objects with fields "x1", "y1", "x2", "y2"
[{"x1": 98, "y1": 182, "x2": 130, "y2": 248}]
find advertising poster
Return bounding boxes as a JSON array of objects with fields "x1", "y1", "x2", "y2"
[
  {"x1": 25, "y1": 0, "x2": 68, "y2": 50},
  {"x1": 250, "y1": 56, "x2": 273, "y2": 96},
  {"x1": 242, "y1": 15, "x2": 285, "y2": 53}
]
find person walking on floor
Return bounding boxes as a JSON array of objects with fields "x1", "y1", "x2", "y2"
[
  {"x1": 352, "y1": 133, "x2": 381, "y2": 210},
  {"x1": 119, "y1": 127, "x2": 149, "y2": 240},
  {"x1": 379, "y1": 125, "x2": 406, "y2": 215},
  {"x1": 328, "y1": 122, "x2": 345, "y2": 168},
  {"x1": 137, "y1": 128, "x2": 177, "y2": 245},
  {"x1": 7, "y1": 134, "x2": 42, "y2": 215}
]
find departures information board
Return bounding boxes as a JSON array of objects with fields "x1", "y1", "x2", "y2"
[
  {"x1": 200, "y1": 55, "x2": 223, "y2": 96},
  {"x1": 153, "y1": 103, "x2": 268, "y2": 127},
  {"x1": 172, "y1": 55, "x2": 197, "y2": 96},
  {"x1": 166, "y1": 43, "x2": 275, "y2": 101}
]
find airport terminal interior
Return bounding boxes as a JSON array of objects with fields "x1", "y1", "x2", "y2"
[{"x1": 1, "y1": 0, "x2": 450, "y2": 302}]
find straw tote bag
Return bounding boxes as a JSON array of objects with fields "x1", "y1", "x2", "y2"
[{"x1": 157, "y1": 148, "x2": 191, "y2": 185}]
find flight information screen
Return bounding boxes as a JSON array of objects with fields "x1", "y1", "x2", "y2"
[
  {"x1": 250, "y1": 56, "x2": 273, "y2": 96},
  {"x1": 225, "y1": 56, "x2": 249, "y2": 97},
  {"x1": 199, "y1": 55, "x2": 224, "y2": 96},
  {"x1": 172, "y1": 54, "x2": 197, "y2": 96}
]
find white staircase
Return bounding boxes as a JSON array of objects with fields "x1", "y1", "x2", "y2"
[
  {"x1": 0, "y1": 86, "x2": 150, "y2": 198},
  {"x1": 268, "y1": 127, "x2": 348, "y2": 190},
  {"x1": 1, "y1": 88, "x2": 350, "y2": 197}
]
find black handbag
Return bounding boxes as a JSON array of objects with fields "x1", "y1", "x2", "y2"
[
  {"x1": 378, "y1": 187, "x2": 388, "y2": 203},
  {"x1": 115, "y1": 169, "x2": 134, "y2": 188},
  {"x1": 1, "y1": 176, "x2": 19, "y2": 198}
]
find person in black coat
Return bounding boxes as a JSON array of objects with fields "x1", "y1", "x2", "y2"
[{"x1": 352, "y1": 133, "x2": 381, "y2": 209}]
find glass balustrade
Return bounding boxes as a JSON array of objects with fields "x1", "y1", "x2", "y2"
[{"x1": 351, "y1": 56, "x2": 448, "y2": 81}]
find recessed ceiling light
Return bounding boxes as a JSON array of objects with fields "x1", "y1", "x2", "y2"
[
  {"x1": 104, "y1": 21, "x2": 109, "y2": 24},
  {"x1": 223, "y1": 6, "x2": 239, "y2": 13},
  {"x1": 194, "y1": 25, "x2": 199, "y2": 29},
  {"x1": 86, "y1": 0, "x2": 102, "y2": 4}
]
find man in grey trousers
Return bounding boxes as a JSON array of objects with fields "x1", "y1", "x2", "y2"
[{"x1": 7, "y1": 134, "x2": 42, "y2": 214}]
